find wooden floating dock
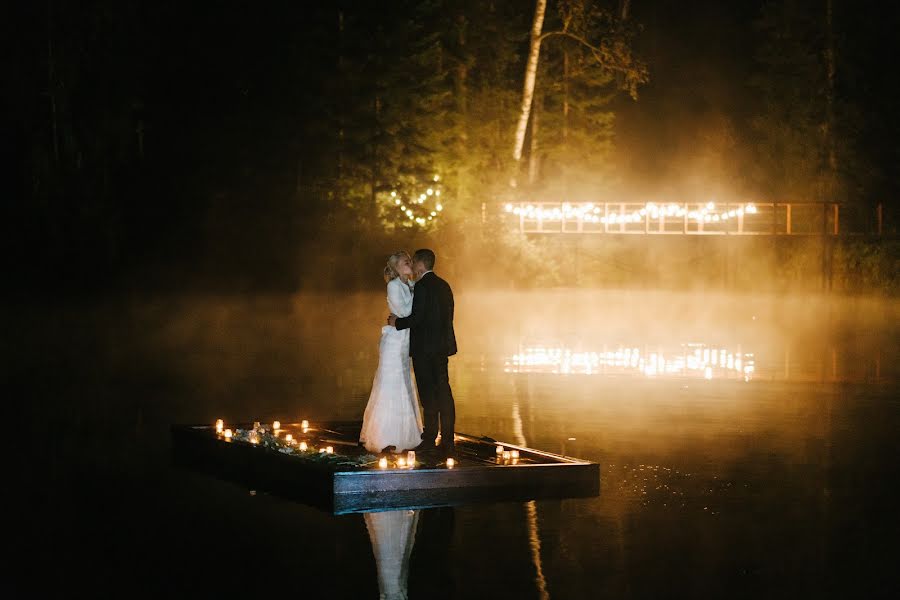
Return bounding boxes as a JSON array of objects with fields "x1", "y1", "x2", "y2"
[{"x1": 171, "y1": 421, "x2": 600, "y2": 514}]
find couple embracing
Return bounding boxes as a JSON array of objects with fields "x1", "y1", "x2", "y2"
[{"x1": 360, "y1": 248, "x2": 458, "y2": 460}]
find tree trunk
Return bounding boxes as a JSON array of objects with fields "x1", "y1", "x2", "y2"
[
  {"x1": 512, "y1": 0, "x2": 547, "y2": 163},
  {"x1": 528, "y1": 91, "x2": 542, "y2": 185},
  {"x1": 562, "y1": 48, "x2": 569, "y2": 146},
  {"x1": 562, "y1": 48, "x2": 569, "y2": 193}
]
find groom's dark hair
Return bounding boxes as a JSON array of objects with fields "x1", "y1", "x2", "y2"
[{"x1": 413, "y1": 248, "x2": 436, "y2": 270}]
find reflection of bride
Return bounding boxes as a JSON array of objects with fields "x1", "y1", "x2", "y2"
[{"x1": 364, "y1": 509, "x2": 420, "y2": 600}]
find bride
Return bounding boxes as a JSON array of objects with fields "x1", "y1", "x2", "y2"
[{"x1": 360, "y1": 251, "x2": 423, "y2": 454}]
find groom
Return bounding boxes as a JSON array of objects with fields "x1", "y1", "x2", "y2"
[{"x1": 388, "y1": 249, "x2": 458, "y2": 459}]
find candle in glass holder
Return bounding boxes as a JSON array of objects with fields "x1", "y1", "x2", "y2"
[
  {"x1": 496, "y1": 445, "x2": 504, "y2": 455},
  {"x1": 502, "y1": 451, "x2": 511, "y2": 461},
  {"x1": 215, "y1": 419, "x2": 224, "y2": 434},
  {"x1": 224, "y1": 429, "x2": 233, "y2": 440},
  {"x1": 272, "y1": 420, "x2": 281, "y2": 431},
  {"x1": 397, "y1": 457, "x2": 407, "y2": 468},
  {"x1": 299, "y1": 441, "x2": 308, "y2": 451},
  {"x1": 378, "y1": 457, "x2": 388, "y2": 469},
  {"x1": 511, "y1": 450, "x2": 520, "y2": 459},
  {"x1": 301, "y1": 420, "x2": 309, "y2": 430},
  {"x1": 325, "y1": 446, "x2": 334, "y2": 454},
  {"x1": 284, "y1": 434, "x2": 293, "y2": 443},
  {"x1": 407, "y1": 451, "x2": 416, "y2": 466},
  {"x1": 446, "y1": 458, "x2": 455, "y2": 469}
]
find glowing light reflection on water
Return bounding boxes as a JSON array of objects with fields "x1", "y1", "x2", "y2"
[{"x1": 504, "y1": 343, "x2": 755, "y2": 381}]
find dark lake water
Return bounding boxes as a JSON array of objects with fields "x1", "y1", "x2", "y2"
[{"x1": 14, "y1": 290, "x2": 900, "y2": 597}]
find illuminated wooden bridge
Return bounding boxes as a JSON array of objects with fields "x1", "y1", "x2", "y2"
[{"x1": 504, "y1": 201, "x2": 886, "y2": 236}]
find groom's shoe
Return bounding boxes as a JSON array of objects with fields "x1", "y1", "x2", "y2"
[{"x1": 412, "y1": 440, "x2": 437, "y2": 454}]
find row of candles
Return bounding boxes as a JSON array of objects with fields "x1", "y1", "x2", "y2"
[
  {"x1": 215, "y1": 419, "x2": 326, "y2": 452},
  {"x1": 377, "y1": 451, "x2": 426, "y2": 470},
  {"x1": 214, "y1": 419, "x2": 461, "y2": 469}
]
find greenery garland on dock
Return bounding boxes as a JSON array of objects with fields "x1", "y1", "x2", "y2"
[{"x1": 230, "y1": 427, "x2": 378, "y2": 468}]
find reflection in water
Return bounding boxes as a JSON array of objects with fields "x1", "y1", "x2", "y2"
[
  {"x1": 513, "y1": 401, "x2": 549, "y2": 600},
  {"x1": 364, "y1": 510, "x2": 420, "y2": 600},
  {"x1": 506, "y1": 343, "x2": 755, "y2": 381}
]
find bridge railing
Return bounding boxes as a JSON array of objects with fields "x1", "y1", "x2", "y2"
[{"x1": 502, "y1": 201, "x2": 884, "y2": 236}]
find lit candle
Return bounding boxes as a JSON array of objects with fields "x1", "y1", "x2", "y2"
[
  {"x1": 502, "y1": 451, "x2": 511, "y2": 461},
  {"x1": 319, "y1": 448, "x2": 326, "y2": 453},
  {"x1": 511, "y1": 450, "x2": 520, "y2": 459},
  {"x1": 250, "y1": 434, "x2": 259, "y2": 444},
  {"x1": 446, "y1": 458, "x2": 455, "y2": 469},
  {"x1": 378, "y1": 457, "x2": 388, "y2": 469},
  {"x1": 215, "y1": 419, "x2": 224, "y2": 433},
  {"x1": 224, "y1": 429, "x2": 233, "y2": 440},
  {"x1": 407, "y1": 451, "x2": 416, "y2": 466},
  {"x1": 496, "y1": 445, "x2": 504, "y2": 455},
  {"x1": 301, "y1": 419, "x2": 309, "y2": 429},
  {"x1": 284, "y1": 434, "x2": 293, "y2": 443},
  {"x1": 299, "y1": 441, "x2": 308, "y2": 451},
  {"x1": 397, "y1": 457, "x2": 407, "y2": 467},
  {"x1": 325, "y1": 446, "x2": 334, "y2": 454},
  {"x1": 272, "y1": 420, "x2": 281, "y2": 430}
]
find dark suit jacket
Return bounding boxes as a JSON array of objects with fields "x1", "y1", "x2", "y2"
[{"x1": 395, "y1": 271, "x2": 457, "y2": 358}]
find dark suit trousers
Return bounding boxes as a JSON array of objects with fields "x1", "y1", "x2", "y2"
[{"x1": 413, "y1": 354, "x2": 455, "y2": 450}]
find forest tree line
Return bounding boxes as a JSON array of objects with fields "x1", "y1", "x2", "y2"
[{"x1": 5, "y1": 0, "x2": 897, "y2": 292}]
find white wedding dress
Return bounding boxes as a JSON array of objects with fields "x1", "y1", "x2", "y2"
[{"x1": 360, "y1": 277, "x2": 423, "y2": 453}]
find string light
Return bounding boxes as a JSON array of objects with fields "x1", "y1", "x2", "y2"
[
  {"x1": 504, "y1": 201, "x2": 759, "y2": 225},
  {"x1": 385, "y1": 173, "x2": 446, "y2": 227}
]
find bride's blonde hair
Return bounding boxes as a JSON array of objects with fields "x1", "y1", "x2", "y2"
[{"x1": 383, "y1": 250, "x2": 411, "y2": 283}]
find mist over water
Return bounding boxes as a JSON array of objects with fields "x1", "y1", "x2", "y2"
[{"x1": 15, "y1": 289, "x2": 899, "y2": 596}]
